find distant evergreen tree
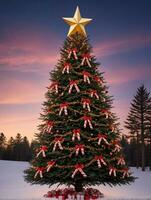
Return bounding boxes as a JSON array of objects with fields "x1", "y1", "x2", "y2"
[
  {"x1": 0, "y1": 132, "x2": 6, "y2": 159},
  {"x1": 21, "y1": 136, "x2": 31, "y2": 161},
  {"x1": 125, "y1": 85, "x2": 151, "y2": 171},
  {"x1": 13, "y1": 133, "x2": 23, "y2": 161},
  {"x1": 30, "y1": 139, "x2": 39, "y2": 159},
  {"x1": 120, "y1": 135, "x2": 130, "y2": 165},
  {"x1": 3, "y1": 136, "x2": 15, "y2": 160}
]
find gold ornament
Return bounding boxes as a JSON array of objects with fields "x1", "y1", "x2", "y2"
[{"x1": 63, "y1": 6, "x2": 92, "y2": 37}]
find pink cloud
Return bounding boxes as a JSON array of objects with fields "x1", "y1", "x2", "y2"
[
  {"x1": 0, "y1": 27, "x2": 61, "y2": 72},
  {"x1": 0, "y1": 54, "x2": 58, "y2": 68},
  {"x1": 0, "y1": 77, "x2": 48, "y2": 104},
  {"x1": 104, "y1": 64, "x2": 151, "y2": 85},
  {"x1": 94, "y1": 33, "x2": 151, "y2": 57},
  {"x1": 0, "y1": 112, "x2": 39, "y2": 140}
]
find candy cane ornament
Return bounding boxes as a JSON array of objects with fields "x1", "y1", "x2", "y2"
[
  {"x1": 75, "y1": 144, "x2": 85, "y2": 156},
  {"x1": 59, "y1": 102, "x2": 69, "y2": 116},
  {"x1": 53, "y1": 137, "x2": 64, "y2": 151},
  {"x1": 43, "y1": 121, "x2": 54, "y2": 134},
  {"x1": 34, "y1": 167, "x2": 45, "y2": 179},
  {"x1": 97, "y1": 134, "x2": 109, "y2": 145},
  {"x1": 122, "y1": 168, "x2": 130, "y2": 178},
  {"x1": 72, "y1": 129, "x2": 81, "y2": 141},
  {"x1": 93, "y1": 75, "x2": 103, "y2": 85},
  {"x1": 118, "y1": 157, "x2": 126, "y2": 165},
  {"x1": 101, "y1": 109, "x2": 111, "y2": 119},
  {"x1": 67, "y1": 48, "x2": 78, "y2": 60},
  {"x1": 81, "y1": 53, "x2": 92, "y2": 67},
  {"x1": 95, "y1": 155, "x2": 107, "y2": 168},
  {"x1": 112, "y1": 140, "x2": 122, "y2": 152},
  {"x1": 82, "y1": 71, "x2": 91, "y2": 84},
  {"x1": 68, "y1": 80, "x2": 80, "y2": 94},
  {"x1": 36, "y1": 145, "x2": 48, "y2": 158},
  {"x1": 109, "y1": 167, "x2": 116, "y2": 177},
  {"x1": 46, "y1": 161, "x2": 56, "y2": 172},
  {"x1": 48, "y1": 82, "x2": 58, "y2": 94},
  {"x1": 71, "y1": 164, "x2": 87, "y2": 178},
  {"x1": 89, "y1": 89, "x2": 99, "y2": 99},
  {"x1": 62, "y1": 63, "x2": 71, "y2": 74},
  {"x1": 82, "y1": 98, "x2": 91, "y2": 111},
  {"x1": 82, "y1": 115, "x2": 93, "y2": 129}
]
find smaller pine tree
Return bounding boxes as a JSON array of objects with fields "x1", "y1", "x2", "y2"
[{"x1": 125, "y1": 84, "x2": 151, "y2": 170}]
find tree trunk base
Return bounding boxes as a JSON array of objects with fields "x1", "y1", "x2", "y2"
[{"x1": 74, "y1": 180, "x2": 83, "y2": 192}]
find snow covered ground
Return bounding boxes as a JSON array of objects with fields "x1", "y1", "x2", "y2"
[{"x1": 0, "y1": 160, "x2": 151, "y2": 200}]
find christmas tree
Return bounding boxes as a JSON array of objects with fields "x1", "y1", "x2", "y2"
[{"x1": 24, "y1": 6, "x2": 134, "y2": 194}]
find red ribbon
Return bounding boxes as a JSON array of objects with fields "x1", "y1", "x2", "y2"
[
  {"x1": 75, "y1": 163, "x2": 84, "y2": 169},
  {"x1": 75, "y1": 144, "x2": 84, "y2": 150},
  {"x1": 40, "y1": 145, "x2": 48, "y2": 151},
  {"x1": 47, "y1": 121, "x2": 54, "y2": 126},
  {"x1": 54, "y1": 137, "x2": 64, "y2": 142},
  {"x1": 82, "y1": 98, "x2": 91, "y2": 104},
  {"x1": 82, "y1": 53, "x2": 91, "y2": 59},
  {"x1": 60, "y1": 102, "x2": 69, "y2": 108},
  {"x1": 73, "y1": 129, "x2": 80, "y2": 134},
  {"x1": 82, "y1": 115, "x2": 92, "y2": 121},
  {"x1": 69, "y1": 80, "x2": 78, "y2": 85},
  {"x1": 82, "y1": 71, "x2": 90, "y2": 76},
  {"x1": 98, "y1": 134, "x2": 107, "y2": 139}
]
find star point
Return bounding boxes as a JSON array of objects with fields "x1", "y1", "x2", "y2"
[{"x1": 63, "y1": 6, "x2": 92, "y2": 37}]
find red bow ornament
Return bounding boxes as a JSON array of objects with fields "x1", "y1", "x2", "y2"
[
  {"x1": 72, "y1": 129, "x2": 81, "y2": 141},
  {"x1": 117, "y1": 157, "x2": 126, "y2": 165},
  {"x1": 53, "y1": 137, "x2": 64, "y2": 151},
  {"x1": 82, "y1": 98, "x2": 91, "y2": 111},
  {"x1": 34, "y1": 167, "x2": 45, "y2": 179},
  {"x1": 109, "y1": 167, "x2": 116, "y2": 177},
  {"x1": 82, "y1": 115, "x2": 93, "y2": 129},
  {"x1": 67, "y1": 48, "x2": 78, "y2": 60},
  {"x1": 48, "y1": 81, "x2": 58, "y2": 94},
  {"x1": 93, "y1": 75, "x2": 103, "y2": 84},
  {"x1": 89, "y1": 89, "x2": 99, "y2": 99},
  {"x1": 71, "y1": 164, "x2": 87, "y2": 178},
  {"x1": 81, "y1": 53, "x2": 92, "y2": 67},
  {"x1": 46, "y1": 161, "x2": 56, "y2": 172},
  {"x1": 97, "y1": 134, "x2": 109, "y2": 145},
  {"x1": 95, "y1": 155, "x2": 107, "y2": 168},
  {"x1": 75, "y1": 144, "x2": 85, "y2": 156},
  {"x1": 62, "y1": 63, "x2": 71, "y2": 74},
  {"x1": 112, "y1": 140, "x2": 121, "y2": 152},
  {"x1": 36, "y1": 145, "x2": 48, "y2": 158},
  {"x1": 101, "y1": 109, "x2": 111, "y2": 119},
  {"x1": 82, "y1": 71, "x2": 91, "y2": 84},
  {"x1": 122, "y1": 168, "x2": 130, "y2": 178},
  {"x1": 59, "y1": 102, "x2": 69, "y2": 116},
  {"x1": 43, "y1": 121, "x2": 54, "y2": 134},
  {"x1": 68, "y1": 80, "x2": 80, "y2": 94}
]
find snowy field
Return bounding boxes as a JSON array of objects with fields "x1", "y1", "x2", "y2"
[{"x1": 0, "y1": 160, "x2": 151, "y2": 200}]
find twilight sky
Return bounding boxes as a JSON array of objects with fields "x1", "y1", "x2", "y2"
[{"x1": 0, "y1": 0, "x2": 151, "y2": 141}]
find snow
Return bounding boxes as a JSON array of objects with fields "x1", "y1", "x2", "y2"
[{"x1": 0, "y1": 160, "x2": 151, "y2": 200}]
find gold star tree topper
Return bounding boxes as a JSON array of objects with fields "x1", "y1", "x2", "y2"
[{"x1": 63, "y1": 6, "x2": 92, "y2": 37}]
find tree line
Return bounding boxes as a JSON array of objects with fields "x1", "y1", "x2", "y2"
[
  {"x1": 0, "y1": 84, "x2": 151, "y2": 171},
  {"x1": 0, "y1": 133, "x2": 38, "y2": 161},
  {"x1": 0, "y1": 131, "x2": 151, "y2": 171}
]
